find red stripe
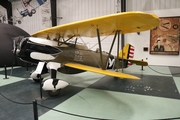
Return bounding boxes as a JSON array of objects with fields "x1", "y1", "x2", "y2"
[
  {"x1": 130, "y1": 48, "x2": 134, "y2": 51},
  {"x1": 129, "y1": 51, "x2": 134, "y2": 54},
  {"x1": 128, "y1": 63, "x2": 132, "y2": 66},
  {"x1": 129, "y1": 45, "x2": 134, "y2": 61}
]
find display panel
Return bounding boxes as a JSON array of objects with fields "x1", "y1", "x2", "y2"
[{"x1": 150, "y1": 16, "x2": 180, "y2": 55}]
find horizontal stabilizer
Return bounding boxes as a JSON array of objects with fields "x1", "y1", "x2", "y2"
[
  {"x1": 65, "y1": 62, "x2": 140, "y2": 80},
  {"x1": 127, "y1": 59, "x2": 148, "y2": 66},
  {"x1": 118, "y1": 44, "x2": 148, "y2": 66}
]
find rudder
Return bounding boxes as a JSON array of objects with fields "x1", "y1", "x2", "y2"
[{"x1": 118, "y1": 44, "x2": 135, "y2": 67}]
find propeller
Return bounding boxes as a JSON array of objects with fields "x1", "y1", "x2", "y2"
[{"x1": 10, "y1": 36, "x2": 23, "y2": 76}]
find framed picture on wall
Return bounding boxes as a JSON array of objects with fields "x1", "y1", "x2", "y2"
[{"x1": 150, "y1": 16, "x2": 180, "y2": 55}]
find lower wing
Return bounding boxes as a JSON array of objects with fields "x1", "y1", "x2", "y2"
[{"x1": 65, "y1": 62, "x2": 140, "y2": 80}]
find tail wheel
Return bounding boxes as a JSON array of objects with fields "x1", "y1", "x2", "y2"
[{"x1": 48, "y1": 89, "x2": 61, "y2": 97}]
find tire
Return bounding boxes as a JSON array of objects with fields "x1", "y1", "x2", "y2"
[
  {"x1": 33, "y1": 78, "x2": 43, "y2": 82},
  {"x1": 48, "y1": 89, "x2": 61, "y2": 97},
  {"x1": 31, "y1": 9, "x2": 36, "y2": 14}
]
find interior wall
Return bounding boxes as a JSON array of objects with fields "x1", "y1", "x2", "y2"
[
  {"x1": 57, "y1": 0, "x2": 180, "y2": 25},
  {"x1": 57, "y1": 0, "x2": 117, "y2": 25},
  {"x1": 11, "y1": 0, "x2": 51, "y2": 34},
  {"x1": 127, "y1": 0, "x2": 180, "y2": 11}
]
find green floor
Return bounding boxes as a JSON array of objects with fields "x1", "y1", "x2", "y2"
[
  {"x1": 39, "y1": 89, "x2": 180, "y2": 120},
  {"x1": 0, "y1": 65, "x2": 180, "y2": 120}
]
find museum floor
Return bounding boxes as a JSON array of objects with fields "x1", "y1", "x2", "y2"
[{"x1": 0, "y1": 65, "x2": 180, "y2": 120}]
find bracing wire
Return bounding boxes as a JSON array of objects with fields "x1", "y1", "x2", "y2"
[
  {"x1": 89, "y1": 30, "x2": 115, "y2": 50},
  {"x1": 78, "y1": 24, "x2": 94, "y2": 48},
  {"x1": 148, "y1": 66, "x2": 180, "y2": 75},
  {"x1": 0, "y1": 90, "x2": 112, "y2": 119},
  {"x1": 37, "y1": 103, "x2": 113, "y2": 120},
  {"x1": 0, "y1": 92, "x2": 32, "y2": 105}
]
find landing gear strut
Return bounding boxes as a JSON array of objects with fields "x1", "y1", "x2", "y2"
[{"x1": 32, "y1": 62, "x2": 69, "y2": 97}]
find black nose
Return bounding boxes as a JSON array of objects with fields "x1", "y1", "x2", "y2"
[{"x1": 12, "y1": 36, "x2": 27, "y2": 57}]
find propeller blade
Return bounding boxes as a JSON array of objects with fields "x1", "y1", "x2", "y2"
[{"x1": 10, "y1": 37, "x2": 21, "y2": 76}]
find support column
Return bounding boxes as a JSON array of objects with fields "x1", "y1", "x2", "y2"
[
  {"x1": 121, "y1": 0, "x2": 126, "y2": 72},
  {"x1": 50, "y1": 0, "x2": 57, "y2": 26},
  {"x1": 121, "y1": 0, "x2": 126, "y2": 12}
]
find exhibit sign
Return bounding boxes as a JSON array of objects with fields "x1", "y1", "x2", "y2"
[
  {"x1": 41, "y1": 0, "x2": 52, "y2": 27},
  {"x1": 150, "y1": 16, "x2": 180, "y2": 55}
]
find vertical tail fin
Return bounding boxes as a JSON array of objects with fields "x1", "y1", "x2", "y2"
[{"x1": 118, "y1": 44, "x2": 135, "y2": 67}]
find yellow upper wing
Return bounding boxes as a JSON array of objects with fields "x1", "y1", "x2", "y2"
[
  {"x1": 65, "y1": 62, "x2": 140, "y2": 80},
  {"x1": 32, "y1": 11, "x2": 160, "y2": 38}
]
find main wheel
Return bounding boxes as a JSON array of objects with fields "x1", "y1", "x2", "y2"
[
  {"x1": 33, "y1": 78, "x2": 43, "y2": 82},
  {"x1": 48, "y1": 89, "x2": 61, "y2": 97}
]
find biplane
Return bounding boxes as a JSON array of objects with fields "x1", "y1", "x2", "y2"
[{"x1": 13, "y1": 11, "x2": 160, "y2": 96}]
